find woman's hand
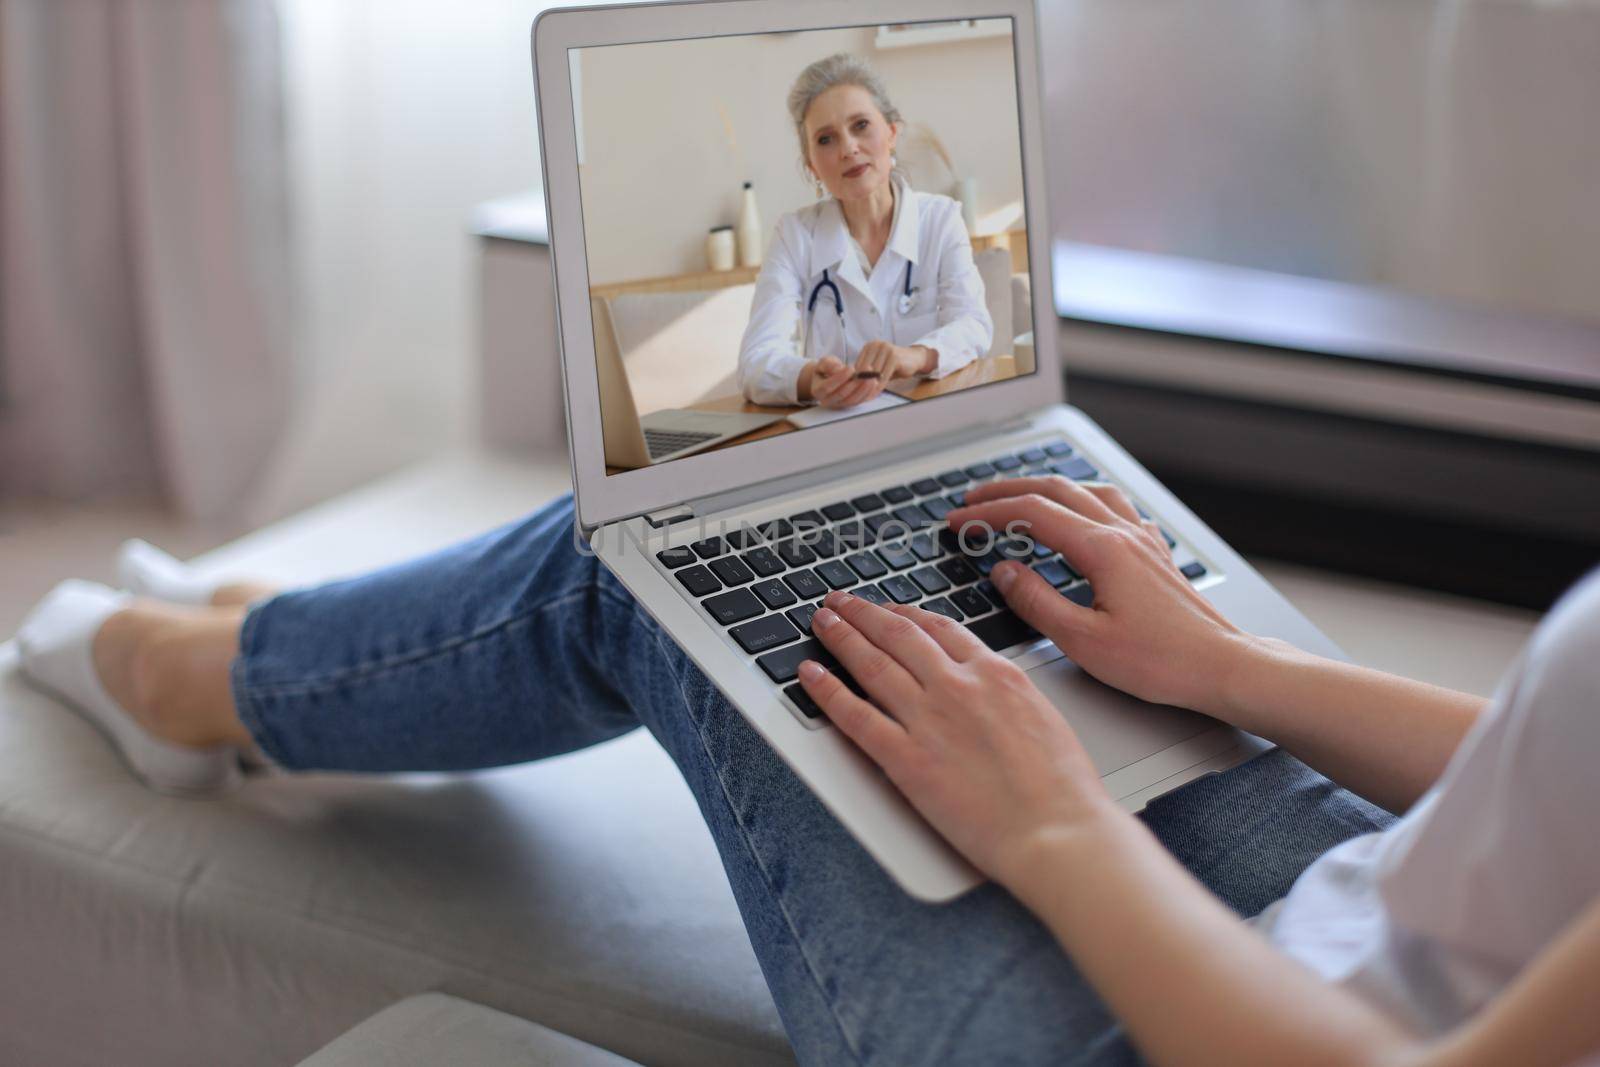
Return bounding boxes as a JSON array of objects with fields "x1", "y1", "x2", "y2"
[
  {"x1": 856, "y1": 340, "x2": 934, "y2": 381},
  {"x1": 804, "y1": 355, "x2": 887, "y2": 409},
  {"x1": 949, "y1": 477, "x2": 1254, "y2": 718},
  {"x1": 798, "y1": 590, "x2": 1116, "y2": 892}
]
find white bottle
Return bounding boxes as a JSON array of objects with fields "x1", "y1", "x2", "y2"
[{"x1": 737, "y1": 181, "x2": 763, "y2": 268}]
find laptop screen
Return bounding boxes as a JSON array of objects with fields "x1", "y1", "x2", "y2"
[{"x1": 570, "y1": 18, "x2": 1034, "y2": 475}]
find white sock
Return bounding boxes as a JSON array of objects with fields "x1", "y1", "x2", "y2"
[
  {"x1": 16, "y1": 580, "x2": 242, "y2": 796},
  {"x1": 117, "y1": 539, "x2": 218, "y2": 606}
]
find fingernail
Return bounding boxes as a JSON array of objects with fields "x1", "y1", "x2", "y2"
[
  {"x1": 992, "y1": 563, "x2": 1017, "y2": 593},
  {"x1": 813, "y1": 608, "x2": 839, "y2": 630},
  {"x1": 798, "y1": 660, "x2": 825, "y2": 682},
  {"x1": 826, "y1": 590, "x2": 854, "y2": 607}
]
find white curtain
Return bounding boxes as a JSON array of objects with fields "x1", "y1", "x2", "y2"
[{"x1": 0, "y1": 0, "x2": 292, "y2": 518}]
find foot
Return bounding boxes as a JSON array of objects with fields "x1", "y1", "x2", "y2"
[{"x1": 16, "y1": 581, "x2": 244, "y2": 796}]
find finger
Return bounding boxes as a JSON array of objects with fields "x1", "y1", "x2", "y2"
[
  {"x1": 824, "y1": 590, "x2": 952, "y2": 684},
  {"x1": 810, "y1": 605, "x2": 924, "y2": 710},
  {"x1": 947, "y1": 495, "x2": 1113, "y2": 577},
  {"x1": 991, "y1": 560, "x2": 1097, "y2": 641},
  {"x1": 1141, "y1": 519, "x2": 1172, "y2": 557},
  {"x1": 1082, "y1": 483, "x2": 1140, "y2": 525},
  {"x1": 817, "y1": 355, "x2": 845, "y2": 375},
  {"x1": 964, "y1": 476, "x2": 1120, "y2": 525},
  {"x1": 798, "y1": 660, "x2": 907, "y2": 764},
  {"x1": 891, "y1": 603, "x2": 986, "y2": 662}
]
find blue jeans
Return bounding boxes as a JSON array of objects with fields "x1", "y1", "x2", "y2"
[{"x1": 231, "y1": 494, "x2": 1393, "y2": 1066}]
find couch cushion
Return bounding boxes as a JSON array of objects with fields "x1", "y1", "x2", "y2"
[
  {"x1": 296, "y1": 993, "x2": 641, "y2": 1067},
  {"x1": 0, "y1": 456, "x2": 792, "y2": 1067}
]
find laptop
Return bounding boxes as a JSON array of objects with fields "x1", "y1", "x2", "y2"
[
  {"x1": 532, "y1": 0, "x2": 1340, "y2": 902},
  {"x1": 591, "y1": 292, "x2": 783, "y2": 469}
]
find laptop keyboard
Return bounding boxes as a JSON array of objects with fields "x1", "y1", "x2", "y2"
[
  {"x1": 645, "y1": 427, "x2": 720, "y2": 460},
  {"x1": 652, "y1": 438, "x2": 1208, "y2": 723}
]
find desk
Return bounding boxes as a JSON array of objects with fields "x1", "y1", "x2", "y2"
[{"x1": 606, "y1": 354, "x2": 1017, "y2": 473}]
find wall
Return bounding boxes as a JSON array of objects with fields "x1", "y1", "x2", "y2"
[{"x1": 575, "y1": 21, "x2": 1026, "y2": 286}]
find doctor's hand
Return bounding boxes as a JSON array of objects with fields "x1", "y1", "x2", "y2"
[
  {"x1": 802, "y1": 356, "x2": 887, "y2": 409},
  {"x1": 856, "y1": 341, "x2": 936, "y2": 382}
]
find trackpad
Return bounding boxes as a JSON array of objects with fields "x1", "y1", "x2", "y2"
[{"x1": 1025, "y1": 656, "x2": 1213, "y2": 777}]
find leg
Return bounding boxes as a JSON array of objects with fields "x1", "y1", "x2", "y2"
[{"x1": 223, "y1": 494, "x2": 1392, "y2": 1064}]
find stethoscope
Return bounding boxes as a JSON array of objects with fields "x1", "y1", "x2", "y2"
[{"x1": 805, "y1": 260, "x2": 919, "y2": 344}]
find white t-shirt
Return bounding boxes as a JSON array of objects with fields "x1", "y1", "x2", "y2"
[{"x1": 1255, "y1": 569, "x2": 1600, "y2": 1044}]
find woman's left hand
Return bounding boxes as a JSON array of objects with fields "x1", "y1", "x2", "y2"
[
  {"x1": 855, "y1": 340, "x2": 934, "y2": 382},
  {"x1": 799, "y1": 590, "x2": 1115, "y2": 892}
]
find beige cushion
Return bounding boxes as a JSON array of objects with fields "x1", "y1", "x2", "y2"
[{"x1": 296, "y1": 993, "x2": 641, "y2": 1067}]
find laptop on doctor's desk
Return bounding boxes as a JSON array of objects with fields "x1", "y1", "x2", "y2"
[{"x1": 531, "y1": 0, "x2": 1340, "y2": 902}]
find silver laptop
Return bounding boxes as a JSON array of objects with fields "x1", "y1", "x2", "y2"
[{"x1": 532, "y1": 0, "x2": 1340, "y2": 902}]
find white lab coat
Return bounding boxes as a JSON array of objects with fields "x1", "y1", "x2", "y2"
[{"x1": 736, "y1": 175, "x2": 993, "y2": 406}]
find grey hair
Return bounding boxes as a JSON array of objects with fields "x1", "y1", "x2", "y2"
[{"x1": 787, "y1": 53, "x2": 903, "y2": 180}]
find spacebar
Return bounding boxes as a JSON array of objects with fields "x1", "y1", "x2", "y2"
[{"x1": 965, "y1": 611, "x2": 1041, "y2": 652}]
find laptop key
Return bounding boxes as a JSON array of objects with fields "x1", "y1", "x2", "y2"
[
  {"x1": 1055, "y1": 457, "x2": 1099, "y2": 481},
  {"x1": 891, "y1": 504, "x2": 934, "y2": 530},
  {"x1": 863, "y1": 512, "x2": 898, "y2": 536},
  {"x1": 881, "y1": 574, "x2": 922, "y2": 603},
  {"x1": 1044, "y1": 441, "x2": 1074, "y2": 457},
  {"x1": 964, "y1": 461, "x2": 995, "y2": 479},
  {"x1": 921, "y1": 597, "x2": 964, "y2": 621},
  {"x1": 789, "y1": 509, "x2": 825, "y2": 530},
  {"x1": 833, "y1": 520, "x2": 875, "y2": 551},
  {"x1": 908, "y1": 532, "x2": 941, "y2": 561},
  {"x1": 922, "y1": 497, "x2": 954, "y2": 521},
  {"x1": 759, "y1": 518, "x2": 795, "y2": 541},
  {"x1": 757, "y1": 640, "x2": 829, "y2": 684},
  {"x1": 909, "y1": 477, "x2": 942, "y2": 497},
  {"x1": 785, "y1": 568, "x2": 828, "y2": 600},
  {"x1": 743, "y1": 546, "x2": 784, "y2": 578},
  {"x1": 937, "y1": 557, "x2": 980, "y2": 586},
  {"x1": 709, "y1": 556, "x2": 755, "y2": 586},
  {"x1": 1063, "y1": 582, "x2": 1095, "y2": 608},
  {"x1": 753, "y1": 578, "x2": 798, "y2": 610},
  {"x1": 937, "y1": 470, "x2": 968, "y2": 488},
  {"x1": 854, "y1": 583, "x2": 891, "y2": 606},
  {"x1": 731, "y1": 614, "x2": 801, "y2": 654},
  {"x1": 849, "y1": 492, "x2": 885, "y2": 513},
  {"x1": 821, "y1": 501, "x2": 855, "y2": 522},
  {"x1": 690, "y1": 536, "x2": 724, "y2": 559},
  {"x1": 784, "y1": 682, "x2": 825, "y2": 719},
  {"x1": 1018, "y1": 447, "x2": 1047, "y2": 464},
  {"x1": 965, "y1": 610, "x2": 1041, "y2": 652},
  {"x1": 815, "y1": 559, "x2": 857, "y2": 589},
  {"x1": 950, "y1": 586, "x2": 992, "y2": 618},
  {"x1": 675, "y1": 565, "x2": 721, "y2": 597},
  {"x1": 776, "y1": 539, "x2": 817, "y2": 568},
  {"x1": 703, "y1": 587, "x2": 762, "y2": 625},
  {"x1": 875, "y1": 542, "x2": 917, "y2": 570},
  {"x1": 724, "y1": 527, "x2": 764, "y2": 551},
  {"x1": 656, "y1": 547, "x2": 696, "y2": 569},
  {"x1": 846, "y1": 551, "x2": 888, "y2": 580},
  {"x1": 911, "y1": 566, "x2": 951, "y2": 595},
  {"x1": 1181, "y1": 561, "x2": 1208, "y2": 581},
  {"x1": 881, "y1": 486, "x2": 914, "y2": 505},
  {"x1": 1032, "y1": 558, "x2": 1075, "y2": 588},
  {"x1": 992, "y1": 454, "x2": 1023, "y2": 472},
  {"x1": 787, "y1": 602, "x2": 820, "y2": 634}
]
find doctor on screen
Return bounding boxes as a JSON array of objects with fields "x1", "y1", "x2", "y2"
[{"x1": 737, "y1": 53, "x2": 993, "y2": 409}]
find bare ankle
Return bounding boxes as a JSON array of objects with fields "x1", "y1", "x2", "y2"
[{"x1": 96, "y1": 605, "x2": 251, "y2": 749}]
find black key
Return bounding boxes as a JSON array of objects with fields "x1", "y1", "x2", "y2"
[
  {"x1": 724, "y1": 527, "x2": 764, "y2": 550},
  {"x1": 731, "y1": 614, "x2": 801, "y2": 654},
  {"x1": 965, "y1": 611, "x2": 1040, "y2": 652},
  {"x1": 910, "y1": 566, "x2": 951, "y2": 595},
  {"x1": 996, "y1": 536, "x2": 1034, "y2": 560},
  {"x1": 881, "y1": 574, "x2": 922, "y2": 603},
  {"x1": 950, "y1": 586, "x2": 992, "y2": 618},
  {"x1": 789, "y1": 509, "x2": 825, "y2": 530},
  {"x1": 891, "y1": 503, "x2": 934, "y2": 530},
  {"x1": 753, "y1": 577, "x2": 799, "y2": 610},
  {"x1": 1018, "y1": 447, "x2": 1047, "y2": 464},
  {"x1": 921, "y1": 597, "x2": 964, "y2": 621},
  {"x1": 816, "y1": 559, "x2": 857, "y2": 589},
  {"x1": 1181, "y1": 561, "x2": 1208, "y2": 581},
  {"x1": 656, "y1": 547, "x2": 696, "y2": 569},
  {"x1": 875, "y1": 542, "x2": 917, "y2": 570},
  {"x1": 709, "y1": 556, "x2": 755, "y2": 586},
  {"x1": 806, "y1": 528, "x2": 840, "y2": 558},
  {"x1": 909, "y1": 533, "x2": 942, "y2": 561},
  {"x1": 742, "y1": 546, "x2": 785, "y2": 578},
  {"x1": 937, "y1": 557, "x2": 980, "y2": 586},
  {"x1": 992, "y1": 454, "x2": 1023, "y2": 471},
  {"x1": 944, "y1": 491, "x2": 966, "y2": 508},
  {"x1": 881, "y1": 485, "x2": 914, "y2": 505},
  {"x1": 784, "y1": 682, "x2": 824, "y2": 719},
  {"x1": 1045, "y1": 440, "x2": 1074, "y2": 457},
  {"x1": 785, "y1": 568, "x2": 828, "y2": 600},
  {"x1": 849, "y1": 492, "x2": 885, "y2": 513},
  {"x1": 675, "y1": 565, "x2": 721, "y2": 597},
  {"x1": 776, "y1": 539, "x2": 817, "y2": 568},
  {"x1": 703, "y1": 587, "x2": 762, "y2": 625},
  {"x1": 909, "y1": 477, "x2": 942, "y2": 496},
  {"x1": 786, "y1": 603, "x2": 820, "y2": 634},
  {"x1": 973, "y1": 549, "x2": 1003, "y2": 576},
  {"x1": 1055, "y1": 457, "x2": 1099, "y2": 481},
  {"x1": 1057, "y1": 557, "x2": 1082, "y2": 582},
  {"x1": 759, "y1": 518, "x2": 795, "y2": 541},
  {"x1": 863, "y1": 511, "x2": 899, "y2": 536},
  {"x1": 938, "y1": 528, "x2": 965, "y2": 556},
  {"x1": 854, "y1": 583, "x2": 891, "y2": 606},
  {"x1": 821, "y1": 501, "x2": 855, "y2": 522},
  {"x1": 922, "y1": 497, "x2": 954, "y2": 521},
  {"x1": 1161, "y1": 527, "x2": 1177, "y2": 550},
  {"x1": 964, "y1": 461, "x2": 995, "y2": 479},
  {"x1": 833, "y1": 521, "x2": 874, "y2": 551},
  {"x1": 757, "y1": 639, "x2": 830, "y2": 684},
  {"x1": 977, "y1": 579, "x2": 1002, "y2": 606},
  {"x1": 1063, "y1": 582, "x2": 1095, "y2": 608},
  {"x1": 690, "y1": 536, "x2": 724, "y2": 559},
  {"x1": 1032, "y1": 540, "x2": 1055, "y2": 559},
  {"x1": 1033, "y1": 558, "x2": 1075, "y2": 587},
  {"x1": 937, "y1": 469, "x2": 969, "y2": 488},
  {"x1": 846, "y1": 551, "x2": 888, "y2": 580}
]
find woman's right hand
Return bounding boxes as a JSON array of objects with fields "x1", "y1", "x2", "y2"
[
  {"x1": 948, "y1": 477, "x2": 1257, "y2": 718},
  {"x1": 804, "y1": 356, "x2": 887, "y2": 409}
]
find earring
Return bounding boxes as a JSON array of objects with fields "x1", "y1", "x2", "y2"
[{"x1": 813, "y1": 179, "x2": 824, "y2": 199}]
